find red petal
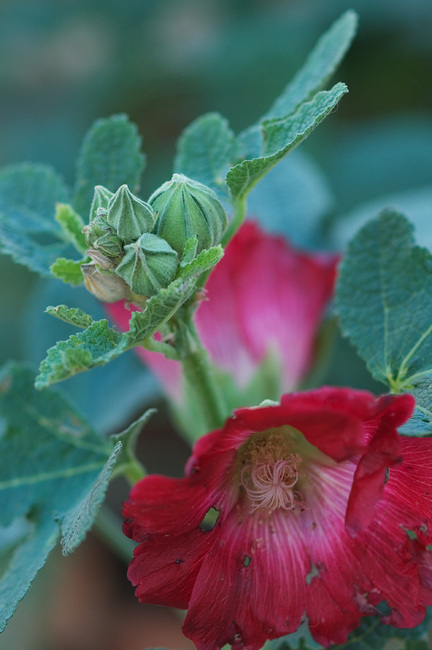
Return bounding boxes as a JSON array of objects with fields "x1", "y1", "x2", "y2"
[{"x1": 128, "y1": 527, "x2": 216, "y2": 609}]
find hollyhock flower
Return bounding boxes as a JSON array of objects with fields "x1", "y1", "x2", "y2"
[
  {"x1": 123, "y1": 387, "x2": 432, "y2": 650},
  {"x1": 105, "y1": 221, "x2": 338, "y2": 403}
]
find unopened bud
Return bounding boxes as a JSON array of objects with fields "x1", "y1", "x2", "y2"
[
  {"x1": 90, "y1": 185, "x2": 114, "y2": 222},
  {"x1": 115, "y1": 233, "x2": 178, "y2": 297},
  {"x1": 148, "y1": 173, "x2": 228, "y2": 255},
  {"x1": 81, "y1": 263, "x2": 131, "y2": 303},
  {"x1": 107, "y1": 185, "x2": 155, "y2": 243}
]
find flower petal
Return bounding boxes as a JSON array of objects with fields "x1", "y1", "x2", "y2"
[{"x1": 196, "y1": 221, "x2": 338, "y2": 390}]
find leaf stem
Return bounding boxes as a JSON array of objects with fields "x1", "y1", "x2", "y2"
[
  {"x1": 94, "y1": 504, "x2": 136, "y2": 564},
  {"x1": 222, "y1": 195, "x2": 247, "y2": 246},
  {"x1": 176, "y1": 311, "x2": 228, "y2": 433}
]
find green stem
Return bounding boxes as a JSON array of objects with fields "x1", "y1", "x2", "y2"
[
  {"x1": 123, "y1": 458, "x2": 147, "y2": 485},
  {"x1": 222, "y1": 195, "x2": 247, "y2": 246},
  {"x1": 177, "y1": 311, "x2": 227, "y2": 432},
  {"x1": 94, "y1": 504, "x2": 136, "y2": 564}
]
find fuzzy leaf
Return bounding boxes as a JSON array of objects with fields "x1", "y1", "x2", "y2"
[
  {"x1": 0, "y1": 362, "x2": 120, "y2": 631},
  {"x1": 266, "y1": 10, "x2": 357, "y2": 122},
  {"x1": 238, "y1": 10, "x2": 357, "y2": 158},
  {"x1": 226, "y1": 83, "x2": 347, "y2": 201},
  {"x1": 128, "y1": 277, "x2": 197, "y2": 346},
  {"x1": 0, "y1": 163, "x2": 73, "y2": 275},
  {"x1": 45, "y1": 305, "x2": 94, "y2": 329},
  {"x1": 174, "y1": 112, "x2": 236, "y2": 199},
  {"x1": 54, "y1": 203, "x2": 87, "y2": 254},
  {"x1": 73, "y1": 114, "x2": 146, "y2": 218},
  {"x1": 336, "y1": 210, "x2": 432, "y2": 434},
  {"x1": 50, "y1": 257, "x2": 86, "y2": 285},
  {"x1": 110, "y1": 409, "x2": 156, "y2": 477},
  {"x1": 35, "y1": 277, "x2": 197, "y2": 388},
  {"x1": 178, "y1": 245, "x2": 224, "y2": 281},
  {"x1": 35, "y1": 320, "x2": 126, "y2": 389}
]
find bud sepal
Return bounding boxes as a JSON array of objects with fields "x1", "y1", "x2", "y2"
[
  {"x1": 115, "y1": 232, "x2": 178, "y2": 297},
  {"x1": 107, "y1": 184, "x2": 155, "y2": 243}
]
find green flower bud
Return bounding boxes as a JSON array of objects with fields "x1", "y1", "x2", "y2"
[
  {"x1": 90, "y1": 185, "x2": 114, "y2": 222},
  {"x1": 81, "y1": 263, "x2": 131, "y2": 303},
  {"x1": 148, "y1": 173, "x2": 228, "y2": 255},
  {"x1": 107, "y1": 185, "x2": 155, "y2": 243},
  {"x1": 82, "y1": 215, "x2": 113, "y2": 249},
  {"x1": 93, "y1": 229, "x2": 124, "y2": 264},
  {"x1": 115, "y1": 233, "x2": 178, "y2": 297}
]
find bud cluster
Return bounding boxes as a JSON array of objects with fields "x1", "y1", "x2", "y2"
[{"x1": 80, "y1": 175, "x2": 228, "y2": 303}]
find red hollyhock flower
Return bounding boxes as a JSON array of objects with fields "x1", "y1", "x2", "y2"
[
  {"x1": 106, "y1": 221, "x2": 338, "y2": 402},
  {"x1": 123, "y1": 388, "x2": 432, "y2": 650}
]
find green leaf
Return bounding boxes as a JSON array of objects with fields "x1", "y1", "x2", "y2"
[
  {"x1": 60, "y1": 441, "x2": 122, "y2": 555},
  {"x1": 50, "y1": 257, "x2": 86, "y2": 286},
  {"x1": 110, "y1": 409, "x2": 156, "y2": 479},
  {"x1": 227, "y1": 83, "x2": 347, "y2": 201},
  {"x1": 0, "y1": 163, "x2": 73, "y2": 275},
  {"x1": 265, "y1": 11, "x2": 357, "y2": 122},
  {"x1": 54, "y1": 203, "x2": 87, "y2": 254},
  {"x1": 0, "y1": 362, "x2": 120, "y2": 631},
  {"x1": 178, "y1": 245, "x2": 224, "y2": 281},
  {"x1": 336, "y1": 211, "x2": 432, "y2": 434},
  {"x1": 238, "y1": 10, "x2": 357, "y2": 158},
  {"x1": 35, "y1": 320, "x2": 126, "y2": 389},
  {"x1": 45, "y1": 304, "x2": 94, "y2": 329},
  {"x1": 238, "y1": 10, "x2": 358, "y2": 158},
  {"x1": 174, "y1": 112, "x2": 237, "y2": 199},
  {"x1": 35, "y1": 277, "x2": 197, "y2": 388},
  {"x1": 73, "y1": 114, "x2": 146, "y2": 218},
  {"x1": 127, "y1": 277, "x2": 197, "y2": 346}
]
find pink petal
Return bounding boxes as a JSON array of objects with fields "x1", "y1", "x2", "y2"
[{"x1": 196, "y1": 221, "x2": 338, "y2": 389}]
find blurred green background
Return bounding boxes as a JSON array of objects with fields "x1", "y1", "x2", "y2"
[{"x1": 1, "y1": 0, "x2": 431, "y2": 648}]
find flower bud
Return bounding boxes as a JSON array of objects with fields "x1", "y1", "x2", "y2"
[
  {"x1": 107, "y1": 185, "x2": 155, "y2": 244},
  {"x1": 90, "y1": 185, "x2": 114, "y2": 222},
  {"x1": 82, "y1": 215, "x2": 113, "y2": 249},
  {"x1": 81, "y1": 263, "x2": 131, "y2": 303},
  {"x1": 148, "y1": 173, "x2": 228, "y2": 255},
  {"x1": 115, "y1": 233, "x2": 178, "y2": 297},
  {"x1": 93, "y1": 229, "x2": 124, "y2": 264}
]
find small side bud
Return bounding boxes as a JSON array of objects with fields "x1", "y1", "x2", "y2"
[
  {"x1": 148, "y1": 173, "x2": 228, "y2": 255},
  {"x1": 115, "y1": 233, "x2": 178, "y2": 297},
  {"x1": 82, "y1": 215, "x2": 113, "y2": 249},
  {"x1": 90, "y1": 185, "x2": 114, "y2": 222},
  {"x1": 107, "y1": 185, "x2": 155, "y2": 243},
  {"x1": 81, "y1": 263, "x2": 131, "y2": 303}
]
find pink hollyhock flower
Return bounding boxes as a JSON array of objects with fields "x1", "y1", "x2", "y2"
[
  {"x1": 123, "y1": 388, "x2": 432, "y2": 650},
  {"x1": 105, "y1": 221, "x2": 338, "y2": 402}
]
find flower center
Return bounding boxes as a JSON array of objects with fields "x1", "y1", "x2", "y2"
[{"x1": 238, "y1": 428, "x2": 303, "y2": 513}]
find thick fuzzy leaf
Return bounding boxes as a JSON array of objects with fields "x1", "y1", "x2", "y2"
[
  {"x1": 226, "y1": 83, "x2": 347, "y2": 200},
  {"x1": 36, "y1": 277, "x2": 197, "y2": 388},
  {"x1": 35, "y1": 319, "x2": 126, "y2": 389},
  {"x1": 178, "y1": 245, "x2": 224, "y2": 281},
  {"x1": 45, "y1": 305, "x2": 94, "y2": 329},
  {"x1": 0, "y1": 163, "x2": 73, "y2": 275},
  {"x1": 50, "y1": 257, "x2": 86, "y2": 285},
  {"x1": 54, "y1": 203, "x2": 87, "y2": 254},
  {"x1": 0, "y1": 362, "x2": 121, "y2": 631},
  {"x1": 238, "y1": 10, "x2": 357, "y2": 159},
  {"x1": 73, "y1": 114, "x2": 146, "y2": 218},
  {"x1": 336, "y1": 210, "x2": 432, "y2": 434},
  {"x1": 174, "y1": 112, "x2": 237, "y2": 199}
]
